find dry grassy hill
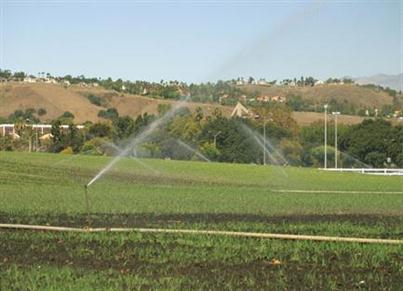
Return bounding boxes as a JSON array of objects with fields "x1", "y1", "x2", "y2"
[
  {"x1": 241, "y1": 83, "x2": 394, "y2": 108},
  {"x1": 0, "y1": 82, "x2": 232, "y2": 123},
  {"x1": 0, "y1": 82, "x2": 371, "y2": 126}
]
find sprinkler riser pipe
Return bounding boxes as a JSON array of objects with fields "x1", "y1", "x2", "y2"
[{"x1": 84, "y1": 185, "x2": 91, "y2": 226}]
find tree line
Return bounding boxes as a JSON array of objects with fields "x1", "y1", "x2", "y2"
[{"x1": 1, "y1": 103, "x2": 401, "y2": 168}]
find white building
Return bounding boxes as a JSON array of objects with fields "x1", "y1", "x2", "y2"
[
  {"x1": 24, "y1": 76, "x2": 37, "y2": 83},
  {"x1": 44, "y1": 78, "x2": 58, "y2": 84}
]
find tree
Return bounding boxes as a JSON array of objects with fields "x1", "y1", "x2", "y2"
[
  {"x1": 89, "y1": 122, "x2": 113, "y2": 138},
  {"x1": 309, "y1": 146, "x2": 335, "y2": 167},
  {"x1": 0, "y1": 69, "x2": 12, "y2": 80},
  {"x1": 199, "y1": 117, "x2": 261, "y2": 164},
  {"x1": 37, "y1": 108, "x2": 47, "y2": 116},
  {"x1": 98, "y1": 108, "x2": 119, "y2": 120},
  {"x1": 8, "y1": 109, "x2": 39, "y2": 123},
  {"x1": 13, "y1": 71, "x2": 26, "y2": 81},
  {"x1": 253, "y1": 103, "x2": 298, "y2": 137},
  {"x1": 169, "y1": 115, "x2": 201, "y2": 143},
  {"x1": 279, "y1": 139, "x2": 302, "y2": 166},
  {"x1": 0, "y1": 135, "x2": 14, "y2": 151},
  {"x1": 194, "y1": 107, "x2": 204, "y2": 122},
  {"x1": 339, "y1": 119, "x2": 402, "y2": 167},
  {"x1": 212, "y1": 108, "x2": 222, "y2": 118},
  {"x1": 81, "y1": 137, "x2": 115, "y2": 156},
  {"x1": 113, "y1": 116, "x2": 136, "y2": 140},
  {"x1": 133, "y1": 113, "x2": 156, "y2": 135},
  {"x1": 139, "y1": 142, "x2": 161, "y2": 158},
  {"x1": 65, "y1": 124, "x2": 84, "y2": 152},
  {"x1": 87, "y1": 94, "x2": 104, "y2": 106},
  {"x1": 59, "y1": 112, "x2": 75, "y2": 122},
  {"x1": 365, "y1": 152, "x2": 387, "y2": 168},
  {"x1": 200, "y1": 141, "x2": 220, "y2": 160},
  {"x1": 50, "y1": 120, "x2": 64, "y2": 153}
]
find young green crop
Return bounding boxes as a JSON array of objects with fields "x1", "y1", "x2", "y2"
[{"x1": 0, "y1": 151, "x2": 402, "y2": 290}]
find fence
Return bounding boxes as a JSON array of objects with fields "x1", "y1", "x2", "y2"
[
  {"x1": 0, "y1": 124, "x2": 84, "y2": 136},
  {"x1": 321, "y1": 168, "x2": 403, "y2": 176}
]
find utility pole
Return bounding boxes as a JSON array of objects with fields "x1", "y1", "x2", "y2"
[
  {"x1": 324, "y1": 104, "x2": 328, "y2": 169},
  {"x1": 332, "y1": 112, "x2": 340, "y2": 168}
]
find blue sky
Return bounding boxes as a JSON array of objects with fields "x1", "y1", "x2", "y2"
[{"x1": 1, "y1": 0, "x2": 402, "y2": 83}]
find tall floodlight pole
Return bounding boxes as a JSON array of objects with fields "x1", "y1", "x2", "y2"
[
  {"x1": 324, "y1": 104, "x2": 328, "y2": 169},
  {"x1": 263, "y1": 120, "x2": 266, "y2": 165},
  {"x1": 332, "y1": 112, "x2": 340, "y2": 168}
]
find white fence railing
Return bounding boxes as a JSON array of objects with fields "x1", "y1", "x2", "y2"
[
  {"x1": 321, "y1": 168, "x2": 403, "y2": 176},
  {"x1": 1, "y1": 124, "x2": 84, "y2": 136}
]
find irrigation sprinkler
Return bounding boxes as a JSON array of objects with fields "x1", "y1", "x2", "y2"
[{"x1": 86, "y1": 95, "x2": 191, "y2": 187}]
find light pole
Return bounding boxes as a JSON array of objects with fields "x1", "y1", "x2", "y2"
[
  {"x1": 263, "y1": 120, "x2": 266, "y2": 165},
  {"x1": 332, "y1": 112, "x2": 340, "y2": 168},
  {"x1": 324, "y1": 104, "x2": 328, "y2": 169},
  {"x1": 213, "y1": 131, "x2": 221, "y2": 148}
]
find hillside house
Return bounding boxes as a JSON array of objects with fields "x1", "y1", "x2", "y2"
[
  {"x1": 271, "y1": 96, "x2": 286, "y2": 103},
  {"x1": 236, "y1": 78, "x2": 246, "y2": 86},
  {"x1": 256, "y1": 95, "x2": 270, "y2": 102},
  {"x1": 257, "y1": 79, "x2": 268, "y2": 85},
  {"x1": 78, "y1": 82, "x2": 89, "y2": 87},
  {"x1": 256, "y1": 95, "x2": 286, "y2": 103},
  {"x1": 44, "y1": 78, "x2": 58, "y2": 84},
  {"x1": 23, "y1": 76, "x2": 37, "y2": 83}
]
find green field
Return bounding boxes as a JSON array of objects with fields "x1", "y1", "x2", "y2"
[{"x1": 0, "y1": 151, "x2": 402, "y2": 290}]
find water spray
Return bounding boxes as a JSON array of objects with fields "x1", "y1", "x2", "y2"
[
  {"x1": 86, "y1": 96, "x2": 190, "y2": 187},
  {"x1": 176, "y1": 139, "x2": 211, "y2": 162},
  {"x1": 106, "y1": 142, "x2": 160, "y2": 174},
  {"x1": 84, "y1": 184, "x2": 91, "y2": 226}
]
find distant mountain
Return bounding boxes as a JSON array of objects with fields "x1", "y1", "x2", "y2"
[{"x1": 354, "y1": 74, "x2": 403, "y2": 91}]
